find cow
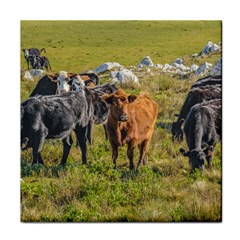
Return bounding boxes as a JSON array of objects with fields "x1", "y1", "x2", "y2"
[
  {"x1": 191, "y1": 76, "x2": 222, "y2": 89},
  {"x1": 29, "y1": 72, "x2": 99, "y2": 96},
  {"x1": 22, "y1": 48, "x2": 46, "y2": 68},
  {"x1": 21, "y1": 88, "x2": 109, "y2": 166},
  {"x1": 22, "y1": 48, "x2": 46, "y2": 61},
  {"x1": 172, "y1": 85, "x2": 221, "y2": 142},
  {"x1": 29, "y1": 72, "x2": 114, "y2": 142},
  {"x1": 27, "y1": 55, "x2": 51, "y2": 71},
  {"x1": 102, "y1": 89, "x2": 158, "y2": 170},
  {"x1": 179, "y1": 99, "x2": 222, "y2": 172},
  {"x1": 35, "y1": 55, "x2": 51, "y2": 71}
]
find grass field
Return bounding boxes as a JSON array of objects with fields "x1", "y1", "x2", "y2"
[{"x1": 20, "y1": 20, "x2": 222, "y2": 222}]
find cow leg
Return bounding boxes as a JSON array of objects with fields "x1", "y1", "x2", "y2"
[
  {"x1": 87, "y1": 121, "x2": 93, "y2": 144},
  {"x1": 103, "y1": 124, "x2": 108, "y2": 140},
  {"x1": 31, "y1": 131, "x2": 47, "y2": 166},
  {"x1": 137, "y1": 140, "x2": 149, "y2": 169},
  {"x1": 110, "y1": 142, "x2": 118, "y2": 169},
  {"x1": 60, "y1": 135, "x2": 73, "y2": 166},
  {"x1": 127, "y1": 145, "x2": 135, "y2": 170},
  {"x1": 206, "y1": 156, "x2": 213, "y2": 168},
  {"x1": 75, "y1": 125, "x2": 88, "y2": 164},
  {"x1": 38, "y1": 153, "x2": 44, "y2": 165}
]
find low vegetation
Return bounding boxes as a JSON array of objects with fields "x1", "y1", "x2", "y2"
[{"x1": 21, "y1": 20, "x2": 222, "y2": 222}]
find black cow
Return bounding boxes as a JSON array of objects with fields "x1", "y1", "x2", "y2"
[
  {"x1": 172, "y1": 85, "x2": 221, "y2": 142},
  {"x1": 30, "y1": 74, "x2": 58, "y2": 97},
  {"x1": 21, "y1": 89, "x2": 109, "y2": 166},
  {"x1": 29, "y1": 73, "x2": 117, "y2": 142},
  {"x1": 22, "y1": 48, "x2": 46, "y2": 67},
  {"x1": 27, "y1": 55, "x2": 51, "y2": 70},
  {"x1": 191, "y1": 76, "x2": 222, "y2": 89},
  {"x1": 179, "y1": 99, "x2": 222, "y2": 172},
  {"x1": 22, "y1": 48, "x2": 46, "y2": 60}
]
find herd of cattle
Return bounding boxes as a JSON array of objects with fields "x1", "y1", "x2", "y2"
[{"x1": 21, "y1": 48, "x2": 222, "y2": 173}]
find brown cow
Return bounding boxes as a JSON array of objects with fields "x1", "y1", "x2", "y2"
[{"x1": 103, "y1": 89, "x2": 158, "y2": 170}]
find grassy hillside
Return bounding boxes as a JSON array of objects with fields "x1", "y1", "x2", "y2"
[
  {"x1": 21, "y1": 20, "x2": 221, "y2": 72},
  {"x1": 20, "y1": 21, "x2": 222, "y2": 222}
]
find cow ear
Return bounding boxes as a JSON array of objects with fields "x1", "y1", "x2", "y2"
[
  {"x1": 179, "y1": 118, "x2": 185, "y2": 129},
  {"x1": 48, "y1": 74, "x2": 58, "y2": 82},
  {"x1": 128, "y1": 94, "x2": 137, "y2": 103},
  {"x1": 102, "y1": 94, "x2": 114, "y2": 104},
  {"x1": 179, "y1": 148, "x2": 189, "y2": 157}
]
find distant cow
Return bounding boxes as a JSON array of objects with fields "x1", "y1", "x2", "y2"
[
  {"x1": 103, "y1": 89, "x2": 158, "y2": 170},
  {"x1": 172, "y1": 85, "x2": 221, "y2": 142},
  {"x1": 22, "y1": 48, "x2": 46, "y2": 60},
  {"x1": 27, "y1": 55, "x2": 51, "y2": 71},
  {"x1": 179, "y1": 99, "x2": 222, "y2": 172},
  {"x1": 22, "y1": 48, "x2": 46, "y2": 67},
  {"x1": 21, "y1": 89, "x2": 109, "y2": 166}
]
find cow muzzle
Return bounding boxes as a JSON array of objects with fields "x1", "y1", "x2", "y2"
[{"x1": 119, "y1": 114, "x2": 128, "y2": 122}]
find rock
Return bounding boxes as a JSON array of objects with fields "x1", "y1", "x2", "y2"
[
  {"x1": 155, "y1": 64, "x2": 163, "y2": 69},
  {"x1": 110, "y1": 68, "x2": 140, "y2": 86},
  {"x1": 94, "y1": 62, "x2": 123, "y2": 74},
  {"x1": 30, "y1": 69, "x2": 45, "y2": 77},
  {"x1": 23, "y1": 71, "x2": 34, "y2": 81},
  {"x1": 210, "y1": 57, "x2": 222, "y2": 76},
  {"x1": 162, "y1": 63, "x2": 172, "y2": 71},
  {"x1": 190, "y1": 64, "x2": 199, "y2": 72},
  {"x1": 146, "y1": 68, "x2": 151, "y2": 73},
  {"x1": 137, "y1": 63, "x2": 144, "y2": 68},
  {"x1": 192, "y1": 53, "x2": 199, "y2": 57},
  {"x1": 178, "y1": 64, "x2": 190, "y2": 72},
  {"x1": 199, "y1": 41, "x2": 221, "y2": 55},
  {"x1": 175, "y1": 58, "x2": 184, "y2": 64},
  {"x1": 195, "y1": 62, "x2": 212, "y2": 76},
  {"x1": 138, "y1": 56, "x2": 154, "y2": 67},
  {"x1": 171, "y1": 62, "x2": 180, "y2": 68}
]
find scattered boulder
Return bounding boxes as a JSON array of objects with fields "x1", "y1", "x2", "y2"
[
  {"x1": 138, "y1": 56, "x2": 154, "y2": 68},
  {"x1": 30, "y1": 69, "x2": 45, "y2": 77},
  {"x1": 155, "y1": 64, "x2": 163, "y2": 69},
  {"x1": 94, "y1": 62, "x2": 123, "y2": 74},
  {"x1": 23, "y1": 71, "x2": 34, "y2": 81},
  {"x1": 190, "y1": 64, "x2": 199, "y2": 72},
  {"x1": 192, "y1": 53, "x2": 199, "y2": 58},
  {"x1": 162, "y1": 63, "x2": 173, "y2": 72},
  {"x1": 195, "y1": 62, "x2": 212, "y2": 76},
  {"x1": 210, "y1": 57, "x2": 222, "y2": 76},
  {"x1": 110, "y1": 68, "x2": 140, "y2": 86},
  {"x1": 174, "y1": 58, "x2": 184, "y2": 64},
  {"x1": 199, "y1": 41, "x2": 221, "y2": 55}
]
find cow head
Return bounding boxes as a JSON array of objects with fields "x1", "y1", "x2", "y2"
[
  {"x1": 179, "y1": 148, "x2": 205, "y2": 172},
  {"x1": 55, "y1": 71, "x2": 71, "y2": 94},
  {"x1": 22, "y1": 49, "x2": 30, "y2": 60},
  {"x1": 171, "y1": 118, "x2": 185, "y2": 142},
  {"x1": 71, "y1": 75, "x2": 85, "y2": 92},
  {"x1": 102, "y1": 89, "x2": 137, "y2": 122}
]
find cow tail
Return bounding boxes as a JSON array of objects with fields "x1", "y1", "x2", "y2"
[
  {"x1": 41, "y1": 48, "x2": 46, "y2": 53},
  {"x1": 48, "y1": 58, "x2": 52, "y2": 70}
]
